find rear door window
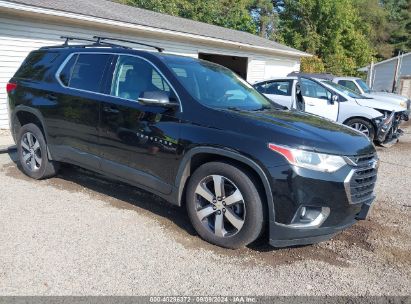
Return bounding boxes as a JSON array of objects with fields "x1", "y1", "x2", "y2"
[{"x1": 59, "y1": 53, "x2": 111, "y2": 92}]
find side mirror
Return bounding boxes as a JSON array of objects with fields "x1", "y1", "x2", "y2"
[
  {"x1": 138, "y1": 91, "x2": 178, "y2": 107},
  {"x1": 330, "y1": 94, "x2": 339, "y2": 104}
]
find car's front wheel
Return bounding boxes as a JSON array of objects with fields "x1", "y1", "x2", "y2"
[
  {"x1": 186, "y1": 161, "x2": 264, "y2": 249},
  {"x1": 345, "y1": 118, "x2": 375, "y2": 140},
  {"x1": 17, "y1": 123, "x2": 59, "y2": 179}
]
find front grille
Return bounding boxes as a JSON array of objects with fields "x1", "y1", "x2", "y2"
[{"x1": 344, "y1": 153, "x2": 378, "y2": 205}]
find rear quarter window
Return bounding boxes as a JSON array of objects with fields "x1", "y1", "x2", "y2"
[{"x1": 14, "y1": 51, "x2": 59, "y2": 81}]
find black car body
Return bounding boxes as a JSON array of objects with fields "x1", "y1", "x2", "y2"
[{"x1": 6, "y1": 38, "x2": 379, "y2": 248}]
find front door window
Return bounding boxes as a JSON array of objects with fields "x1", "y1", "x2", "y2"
[
  {"x1": 299, "y1": 78, "x2": 339, "y2": 121},
  {"x1": 111, "y1": 55, "x2": 177, "y2": 103}
]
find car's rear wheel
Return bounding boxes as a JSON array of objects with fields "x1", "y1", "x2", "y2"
[
  {"x1": 186, "y1": 161, "x2": 264, "y2": 249},
  {"x1": 345, "y1": 118, "x2": 375, "y2": 140},
  {"x1": 17, "y1": 123, "x2": 59, "y2": 179}
]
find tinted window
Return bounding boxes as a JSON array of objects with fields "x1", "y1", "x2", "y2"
[
  {"x1": 322, "y1": 80, "x2": 363, "y2": 99},
  {"x1": 301, "y1": 78, "x2": 331, "y2": 100},
  {"x1": 60, "y1": 54, "x2": 111, "y2": 92},
  {"x1": 338, "y1": 80, "x2": 360, "y2": 93},
  {"x1": 264, "y1": 80, "x2": 292, "y2": 96},
  {"x1": 110, "y1": 55, "x2": 176, "y2": 102},
  {"x1": 161, "y1": 56, "x2": 275, "y2": 111},
  {"x1": 355, "y1": 79, "x2": 371, "y2": 93},
  {"x1": 15, "y1": 51, "x2": 59, "y2": 81},
  {"x1": 59, "y1": 54, "x2": 78, "y2": 86}
]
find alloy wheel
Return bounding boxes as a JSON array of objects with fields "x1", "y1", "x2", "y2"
[
  {"x1": 21, "y1": 132, "x2": 42, "y2": 171},
  {"x1": 194, "y1": 175, "x2": 245, "y2": 238},
  {"x1": 351, "y1": 122, "x2": 370, "y2": 137}
]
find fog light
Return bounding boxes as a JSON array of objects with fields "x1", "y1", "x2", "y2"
[{"x1": 289, "y1": 206, "x2": 330, "y2": 228}]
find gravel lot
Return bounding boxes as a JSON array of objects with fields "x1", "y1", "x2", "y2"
[{"x1": 0, "y1": 123, "x2": 410, "y2": 296}]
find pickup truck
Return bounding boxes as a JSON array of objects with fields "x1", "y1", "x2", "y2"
[{"x1": 332, "y1": 76, "x2": 410, "y2": 110}]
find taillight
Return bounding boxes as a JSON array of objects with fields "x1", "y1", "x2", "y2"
[{"x1": 6, "y1": 82, "x2": 17, "y2": 93}]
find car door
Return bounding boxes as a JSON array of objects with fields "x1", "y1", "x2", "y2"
[
  {"x1": 298, "y1": 77, "x2": 339, "y2": 121},
  {"x1": 98, "y1": 54, "x2": 181, "y2": 194},
  {"x1": 51, "y1": 53, "x2": 113, "y2": 168},
  {"x1": 259, "y1": 80, "x2": 293, "y2": 109}
]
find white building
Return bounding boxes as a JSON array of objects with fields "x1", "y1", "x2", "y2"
[{"x1": 0, "y1": 0, "x2": 310, "y2": 129}]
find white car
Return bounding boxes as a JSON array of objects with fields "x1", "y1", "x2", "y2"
[
  {"x1": 332, "y1": 76, "x2": 410, "y2": 110},
  {"x1": 253, "y1": 76, "x2": 408, "y2": 145}
]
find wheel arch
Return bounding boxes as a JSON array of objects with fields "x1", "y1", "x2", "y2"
[
  {"x1": 12, "y1": 106, "x2": 48, "y2": 141},
  {"x1": 12, "y1": 106, "x2": 52, "y2": 159},
  {"x1": 175, "y1": 147, "x2": 274, "y2": 222},
  {"x1": 343, "y1": 116, "x2": 378, "y2": 130}
]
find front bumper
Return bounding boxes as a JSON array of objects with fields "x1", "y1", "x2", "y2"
[
  {"x1": 266, "y1": 154, "x2": 377, "y2": 247},
  {"x1": 376, "y1": 111, "x2": 409, "y2": 144}
]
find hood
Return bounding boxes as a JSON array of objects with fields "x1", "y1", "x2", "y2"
[
  {"x1": 355, "y1": 98, "x2": 405, "y2": 112},
  {"x1": 366, "y1": 91, "x2": 408, "y2": 102},
  {"x1": 362, "y1": 92, "x2": 408, "y2": 109},
  {"x1": 223, "y1": 109, "x2": 375, "y2": 156}
]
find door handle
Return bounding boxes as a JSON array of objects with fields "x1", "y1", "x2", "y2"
[{"x1": 103, "y1": 105, "x2": 120, "y2": 114}]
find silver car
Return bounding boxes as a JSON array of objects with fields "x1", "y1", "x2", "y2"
[{"x1": 253, "y1": 76, "x2": 408, "y2": 146}]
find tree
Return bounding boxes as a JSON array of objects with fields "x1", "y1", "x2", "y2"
[
  {"x1": 276, "y1": 0, "x2": 375, "y2": 75},
  {"x1": 118, "y1": 0, "x2": 257, "y2": 34},
  {"x1": 300, "y1": 56, "x2": 326, "y2": 73},
  {"x1": 381, "y1": 0, "x2": 411, "y2": 55},
  {"x1": 117, "y1": 0, "x2": 181, "y2": 16},
  {"x1": 249, "y1": 0, "x2": 278, "y2": 38},
  {"x1": 354, "y1": 0, "x2": 393, "y2": 59}
]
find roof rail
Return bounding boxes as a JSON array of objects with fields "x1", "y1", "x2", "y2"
[
  {"x1": 93, "y1": 36, "x2": 164, "y2": 52},
  {"x1": 59, "y1": 36, "x2": 131, "y2": 49},
  {"x1": 40, "y1": 36, "x2": 164, "y2": 52},
  {"x1": 61, "y1": 36, "x2": 97, "y2": 46}
]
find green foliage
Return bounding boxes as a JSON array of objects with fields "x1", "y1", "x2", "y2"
[
  {"x1": 381, "y1": 0, "x2": 411, "y2": 55},
  {"x1": 276, "y1": 0, "x2": 375, "y2": 76},
  {"x1": 353, "y1": 0, "x2": 393, "y2": 59},
  {"x1": 249, "y1": 0, "x2": 278, "y2": 38},
  {"x1": 300, "y1": 56, "x2": 325, "y2": 73},
  {"x1": 117, "y1": 0, "x2": 409, "y2": 76},
  {"x1": 119, "y1": 0, "x2": 257, "y2": 33}
]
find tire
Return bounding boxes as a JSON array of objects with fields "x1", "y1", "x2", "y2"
[
  {"x1": 186, "y1": 161, "x2": 265, "y2": 249},
  {"x1": 345, "y1": 118, "x2": 375, "y2": 140},
  {"x1": 17, "y1": 123, "x2": 59, "y2": 179}
]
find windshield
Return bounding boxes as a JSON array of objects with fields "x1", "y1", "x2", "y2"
[
  {"x1": 161, "y1": 56, "x2": 277, "y2": 111},
  {"x1": 322, "y1": 80, "x2": 364, "y2": 99},
  {"x1": 355, "y1": 79, "x2": 371, "y2": 93}
]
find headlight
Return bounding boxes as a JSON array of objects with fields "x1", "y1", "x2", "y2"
[
  {"x1": 400, "y1": 101, "x2": 406, "y2": 108},
  {"x1": 268, "y1": 144, "x2": 346, "y2": 172}
]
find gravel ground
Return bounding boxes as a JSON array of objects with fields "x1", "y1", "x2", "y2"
[{"x1": 0, "y1": 124, "x2": 410, "y2": 296}]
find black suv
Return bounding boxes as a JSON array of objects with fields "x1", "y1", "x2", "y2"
[{"x1": 7, "y1": 37, "x2": 379, "y2": 249}]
